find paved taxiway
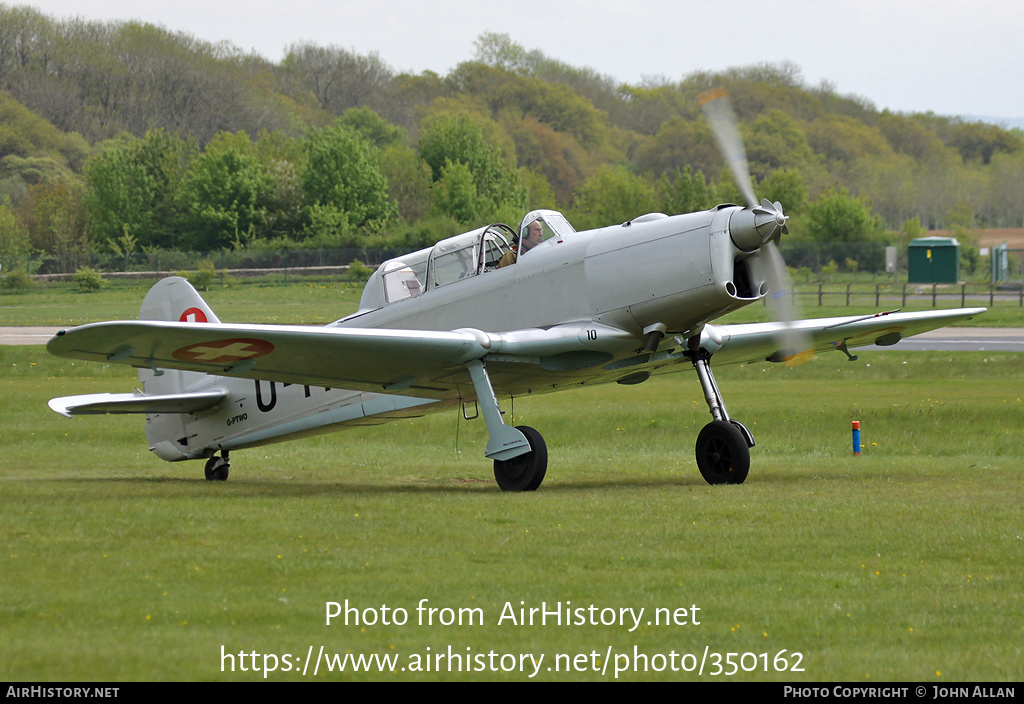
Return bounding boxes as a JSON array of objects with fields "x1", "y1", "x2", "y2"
[{"x1": 2, "y1": 326, "x2": 1023, "y2": 352}]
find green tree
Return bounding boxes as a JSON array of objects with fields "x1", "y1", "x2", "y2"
[
  {"x1": 337, "y1": 107, "x2": 406, "y2": 149},
  {"x1": 282, "y1": 42, "x2": 395, "y2": 117},
  {"x1": 19, "y1": 179, "x2": 90, "y2": 272},
  {"x1": 431, "y1": 159, "x2": 479, "y2": 223},
  {"x1": 949, "y1": 121, "x2": 1022, "y2": 165},
  {"x1": 745, "y1": 110, "x2": 819, "y2": 179},
  {"x1": 302, "y1": 121, "x2": 396, "y2": 237},
  {"x1": 0, "y1": 92, "x2": 88, "y2": 168},
  {"x1": 804, "y1": 114, "x2": 889, "y2": 164},
  {"x1": 635, "y1": 117, "x2": 719, "y2": 179},
  {"x1": 877, "y1": 111, "x2": 942, "y2": 160},
  {"x1": 0, "y1": 195, "x2": 31, "y2": 269},
  {"x1": 301, "y1": 203, "x2": 353, "y2": 248},
  {"x1": 758, "y1": 168, "x2": 808, "y2": 215},
  {"x1": 0, "y1": 155, "x2": 74, "y2": 203},
  {"x1": 900, "y1": 215, "x2": 926, "y2": 243},
  {"x1": 656, "y1": 165, "x2": 716, "y2": 215},
  {"x1": 803, "y1": 185, "x2": 882, "y2": 243},
  {"x1": 986, "y1": 151, "x2": 1024, "y2": 227},
  {"x1": 418, "y1": 113, "x2": 502, "y2": 181},
  {"x1": 520, "y1": 167, "x2": 557, "y2": 212},
  {"x1": 571, "y1": 165, "x2": 656, "y2": 230},
  {"x1": 84, "y1": 130, "x2": 196, "y2": 250},
  {"x1": 489, "y1": 74, "x2": 607, "y2": 151},
  {"x1": 417, "y1": 112, "x2": 524, "y2": 219},
  {"x1": 379, "y1": 144, "x2": 433, "y2": 222},
  {"x1": 473, "y1": 32, "x2": 530, "y2": 73},
  {"x1": 178, "y1": 132, "x2": 269, "y2": 251},
  {"x1": 85, "y1": 143, "x2": 156, "y2": 249},
  {"x1": 506, "y1": 115, "x2": 588, "y2": 206},
  {"x1": 253, "y1": 133, "x2": 305, "y2": 243}
]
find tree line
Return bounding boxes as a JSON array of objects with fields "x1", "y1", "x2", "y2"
[{"x1": 1, "y1": 5, "x2": 1022, "y2": 277}]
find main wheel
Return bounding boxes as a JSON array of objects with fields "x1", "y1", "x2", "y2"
[
  {"x1": 493, "y1": 426, "x2": 547, "y2": 492},
  {"x1": 695, "y1": 420, "x2": 749, "y2": 485},
  {"x1": 204, "y1": 457, "x2": 230, "y2": 482}
]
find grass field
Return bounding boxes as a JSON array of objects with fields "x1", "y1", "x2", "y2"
[
  {"x1": 1, "y1": 343, "x2": 1021, "y2": 682},
  {"x1": 2, "y1": 278, "x2": 1022, "y2": 327},
  {"x1": 0, "y1": 280, "x2": 367, "y2": 327}
]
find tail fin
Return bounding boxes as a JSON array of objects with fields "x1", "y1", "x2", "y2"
[
  {"x1": 139, "y1": 277, "x2": 222, "y2": 460},
  {"x1": 138, "y1": 276, "x2": 221, "y2": 396},
  {"x1": 140, "y1": 275, "x2": 220, "y2": 325}
]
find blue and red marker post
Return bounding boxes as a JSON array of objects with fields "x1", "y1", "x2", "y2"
[{"x1": 852, "y1": 421, "x2": 861, "y2": 455}]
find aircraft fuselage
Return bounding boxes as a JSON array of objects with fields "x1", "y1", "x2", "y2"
[{"x1": 151, "y1": 206, "x2": 768, "y2": 460}]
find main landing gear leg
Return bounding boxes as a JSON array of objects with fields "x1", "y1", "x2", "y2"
[
  {"x1": 464, "y1": 359, "x2": 547, "y2": 492},
  {"x1": 204, "y1": 451, "x2": 230, "y2": 481},
  {"x1": 687, "y1": 349, "x2": 753, "y2": 485}
]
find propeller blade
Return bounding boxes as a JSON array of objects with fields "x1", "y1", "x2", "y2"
[
  {"x1": 699, "y1": 87, "x2": 810, "y2": 365},
  {"x1": 697, "y1": 87, "x2": 757, "y2": 208},
  {"x1": 762, "y1": 241, "x2": 814, "y2": 367}
]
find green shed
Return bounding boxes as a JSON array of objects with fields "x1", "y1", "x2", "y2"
[{"x1": 908, "y1": 236, "x2": 960, "y2": 283}]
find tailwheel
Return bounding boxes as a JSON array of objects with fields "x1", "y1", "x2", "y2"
[
  {"x1": 493, "y1": 426, "x2": 547, "y2": 492},
  {"x1": 204, "y1": 454, "x2": 230, "y2": 482},
  {"x1": 695, "y1": 420, "x2": 749, "y2": 485}
]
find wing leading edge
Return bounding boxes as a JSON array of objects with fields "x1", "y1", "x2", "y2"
[{"x1": 45, "y1": 307, "x2": 986, "y2": 409}]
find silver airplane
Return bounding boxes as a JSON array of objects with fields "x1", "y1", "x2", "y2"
[{"x1": 45, "y1": 92, "x2": 985, "y2": 490}]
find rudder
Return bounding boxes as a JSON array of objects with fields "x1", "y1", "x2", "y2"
[{"x1": 139, "y1": 277, "x2": 221, "y2": 460}]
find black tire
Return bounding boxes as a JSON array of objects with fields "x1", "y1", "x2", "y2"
[
  {"x1": 493, "y1": 426, "x2": 547, "y2": 492},
  {"x1": 695, "y1": 420, "x2": 750, "y2": 485},
  {"x1": 204, "y1": 457, "x2": 229, "y2": 482}
]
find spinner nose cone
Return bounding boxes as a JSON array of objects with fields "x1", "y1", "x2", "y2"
[{"x1": 728, "y1": 200, "x2": 788, "y2": 252}]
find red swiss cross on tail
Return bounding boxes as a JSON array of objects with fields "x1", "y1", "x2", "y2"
[
  {"x1": 179, "y1": 307, "x2": 208, "y2": 323},
  {"x1": 172, "y1": 338, "x2": 274, "y2": 365}
]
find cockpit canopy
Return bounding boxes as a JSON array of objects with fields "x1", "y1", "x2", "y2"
[
  {"x1": 516, "y1": 209, "x2": 575, "y2": 249},
  {"x1": 354, "y1": 223, "x2": 513, "y2": 314},
  {"x1": 351, "y1": 210, "x2": 576, "y2": 317},
  {"x1": 426, "y1": 222, "x2": 514, "y2": 288}
]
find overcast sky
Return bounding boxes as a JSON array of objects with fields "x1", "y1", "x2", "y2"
[{"x1": 22, "y1": 0, "x2": 1024, "y2": 123}]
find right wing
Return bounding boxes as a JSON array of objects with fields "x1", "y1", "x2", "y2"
[
  {"x1": 47, "y1": 321, "x2": 493, "y2": 396},
  {"x1": 45, "y1": 319, "x2": 636, "y2": 398}
]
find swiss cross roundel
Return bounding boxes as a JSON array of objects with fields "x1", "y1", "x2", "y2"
[
  {"x1": 172, "y1": 338, "x2": 274, "y2": 365},
  {"x1": 179, "y1": 307, "x2": 208, "y2": 323}
]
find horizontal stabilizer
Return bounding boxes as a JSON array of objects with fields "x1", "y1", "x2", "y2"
[{"x1": 48, "y1": 389, "x2": 228, "y2": 417}]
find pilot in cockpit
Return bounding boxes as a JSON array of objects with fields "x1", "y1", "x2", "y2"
[{"x1": 498, "y1": 213, "x2": 545, "y2": 268}]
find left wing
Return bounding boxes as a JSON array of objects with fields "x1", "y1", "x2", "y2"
[{"x1": 708, "y1": 307, "x2": 987, "y2": 365}]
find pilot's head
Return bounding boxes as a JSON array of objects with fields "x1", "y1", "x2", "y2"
[{"x1": 522, "y1": 219, "x2": 543, "y2": 252}]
